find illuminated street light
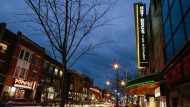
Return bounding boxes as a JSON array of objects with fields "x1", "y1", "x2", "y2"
[
  {"x1": 106, "y1": 81, "x2": 110, "y2": 86},
  {"x1": 121, "y1": 80, "x2": 125, "y2": 86},
  {"x1": 113, "y1": 63, "x2": 119, "y2": 107}
]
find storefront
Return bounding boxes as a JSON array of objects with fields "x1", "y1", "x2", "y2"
[
  {"x1": 3, "y1": 77, "x2": 37, "y2": 100},
  {"x1": 157, "y1": 40, "x2": 190, "y2": 107},
  {"x1": 125, "y1": 73, "x2": 159, "y2": 107}
]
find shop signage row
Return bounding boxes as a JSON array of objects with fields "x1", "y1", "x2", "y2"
[
  {"x1": 14, "y1": 78, "x2": 34, "y2": 89},
  {"x1": 165, "y1": 53, "x2": 190, "y2": 86}
]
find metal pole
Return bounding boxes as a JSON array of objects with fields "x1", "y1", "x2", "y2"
[{"x1": 116, "y1": 70, "x2": 119, "y2": 107}]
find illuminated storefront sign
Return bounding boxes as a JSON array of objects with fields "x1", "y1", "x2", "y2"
[
  {"x1": 165, "y1": 53, "x2": 190, "y2": 86},
  {"x1": 134, "y1": 3, "x2": 149, "y2": 68},
  {"x1": 14, "y1": 78, "x2": 34, "y2": 89}
]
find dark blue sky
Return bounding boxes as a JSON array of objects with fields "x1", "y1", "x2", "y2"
[{"x1": 0, "y1": 0, "x2": 150, "y2": 90}]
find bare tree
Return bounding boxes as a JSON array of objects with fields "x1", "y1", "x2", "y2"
[
  {"x1": 19, "y1": 0, "x2": 118, "y2": 106},
  {"x1": 108, "y1": 68, "x2": 138, "y2": 97}
]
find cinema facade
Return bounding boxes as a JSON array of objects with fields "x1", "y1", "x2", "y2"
[{"x1": 124, "y1": 0, "x2": 190, "y2": 107}]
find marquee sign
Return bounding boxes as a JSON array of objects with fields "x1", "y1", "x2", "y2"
[
  {"x1": 14, "y1": 78, "x2": 34, "y2": 89},
  {"x1": 134, "y1": 3, "x2": 149, "y2": 68}
]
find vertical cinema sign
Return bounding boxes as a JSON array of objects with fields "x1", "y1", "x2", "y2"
[{"x1": 134, "y1": 3, "x2": 149, "y2": 68}]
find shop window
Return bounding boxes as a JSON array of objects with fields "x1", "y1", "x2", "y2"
[
  {"x1": 19, "y1": 49, "x2": 32, "y2": 62},
  {"x1": 14, "y1": 66, "x2": 28, "y2": 79},
  {"x1": 54, "y1": 68, "x2": 58, "y2": 76},
  {"x1": 31, "y1": 71, "x2": 37, "y2": 81},
  {"x1": 43, "y1": 61, "x2": 48, "y2": 71}
]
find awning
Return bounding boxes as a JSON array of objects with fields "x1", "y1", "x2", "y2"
[{"x1": 125, "y1": 73, "x2": 159, "y2": 95}]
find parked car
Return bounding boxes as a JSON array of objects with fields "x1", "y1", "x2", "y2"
[{"x1": 2, "y1": 98, "x2": 38, "y2": 107}]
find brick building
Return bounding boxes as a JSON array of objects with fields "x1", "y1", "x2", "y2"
[
  {"x1": 0, "y1": 23, "x2": 17, "y2": 101},
  {"x1": 66, "y1": 70, "x2": 93, "y2": 103},
  {"x1": 4, "y1": 31, "x2": 45, "y2": 100},
  {"x1": 36, "y1": 53, "x2": 63, "y2": 101}
]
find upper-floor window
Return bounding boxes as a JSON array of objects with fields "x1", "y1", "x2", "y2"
[
  {"x1": 43, "y1": 61, "x2": 48, "y2": 71},
  {"x1": 59, "y1": 70, "x2": 63, "y2": 77},
  {"x1": 54, "y1": 68, "x2": 58, "y2": 76},
  {"x1": 14, "y1": 66, "x2": 28, "y2": 79},
  {"x1": 31, "y1": 71, "x2": 37, "y2": 81},
  {"x1": 49, "y1": 64, "x2": 53, "y2": 74},
  {"x1": 0, "y1": 43, "x2": 7, "y2": 53},
  {"x1": 70, "y1": 84, "x2": 73, "y2": 90},
  {"x1": 71, "y1": 76, "x2": 74, "y2": 81},
  {"x1": 35, "y1": 56, "x2": 40, "y2": 65},
  {"x1": 19, "y1": 49, "x2": 32, "y2": 62}
]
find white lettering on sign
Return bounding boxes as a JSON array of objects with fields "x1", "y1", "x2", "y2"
[
  {"x1": 140, "y1": 18, "x2": 145, "y2": 34},
  {"x1": 14, "y1": 78, "x2": 33, "y2": 88},
  {"x1": 140, "y1": 6, "x2": 144, "y2": 17}
]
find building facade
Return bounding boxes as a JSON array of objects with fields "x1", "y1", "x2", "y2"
[
  {"x1": 90, "y1": 87, "x2": 101, "y2": 102},
  {"x1": 0, "y1": 23, "x2": 17, "y2": 101},
  {"x1": 36, "y1": 53, "x2": 63, "y2": 101},
  {"x1": 157, "y1": 0, "x2": 190, "y2": 107},
  {"x1": 126, "y1": 0, "x2": 190, "y2": 107},
  {"x1": 4, "y1": 31, "x2": 45, "y2": 100},
  {"x1": 66, "y1": 70, "x2": 93, "y2": 103}
]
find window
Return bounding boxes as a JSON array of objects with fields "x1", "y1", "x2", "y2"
[
  {"x1": 173, "y1": 23, "x2": 186, "y2": 53},
  {"x1": 185, "y1": 12, "x2": 190, "y2": 39},
  {"x1": 168, "y1": 0, "x2": 174, "y2": 8},
  {"x1": 166, "y1": 40, "x2": 174, "y2": 62},
  {"x1": 14, "y1": 66, "x2": 28, "y2": 79},
  {"x1": 54, "y1": 68, "x2": 58, "y2": 75},
  {"x1": 31, "y1": 71, "x2": 37, "y2": 81},
  {"x1": 181, "y1": 0, "x2": 190, "y2": 15},
  {"x1": 35, "y1": 57, "x2": 40, "y2": 65},
  {"x1": 0, "y1": 43, "x2": 8, "y2": 53},
  {"x1": 46, "y1": 77, "x2": 50, "y2": 83},
  {"x1": 49, "y1": 64, "x2": 53, "y2": 73},
  {"x1": 19, "y1": 49, "x2": 32, "y2": 62},
  {"x1": 70, "y1": 84, "x2": 73, "y2": 90},
  {"x1": 170, "y1": 0, "x2": 182, "y2": 33},
  {"x1": 164, "y1": 17, "x2": 172, "y2": 44},
  {"x1": 59, "y1": 70, "x2": 63, "y2": 77},
  {"x1": 162, "y1": 0, "x2": 169, "y2": 23},
  {"x1": 71, "y1": 76, "x2": 74, "y2": 81},
  {"x1": 43, "y1": 61, "x2": 48, "y2": 71},
  {"x1": 14, "y1": 67, "x2": 20, "y2": 78}
]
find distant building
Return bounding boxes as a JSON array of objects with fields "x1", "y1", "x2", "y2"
[
  {"x1": 35, "y1": 53, "x2": 63, "y2": 101},
  {"x1": 90, "y1": 87, "x2": 101, "y2": 102},
  {"x1": 102, "y1": 89, "x2": 111, "y2": 102},
  {"x1": 66, "y1": 70, "x2": 93, "y2": 103}
]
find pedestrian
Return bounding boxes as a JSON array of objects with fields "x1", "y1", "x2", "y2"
[{"x1": 137, "y1": 103, "x2": 142, "y2": 107}]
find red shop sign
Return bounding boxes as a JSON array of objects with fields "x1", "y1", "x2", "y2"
[{"x1": 166, "y1": 53, "x2": 190, "y2": 86}]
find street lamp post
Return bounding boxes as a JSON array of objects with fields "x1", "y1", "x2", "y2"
[{"x1": 113, "y1": 63, "x2": 119, "y2": 107}]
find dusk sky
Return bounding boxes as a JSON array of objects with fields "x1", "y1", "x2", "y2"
[{"x1": 0, "y1": 0, "x2": 150, "y2": 90}]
